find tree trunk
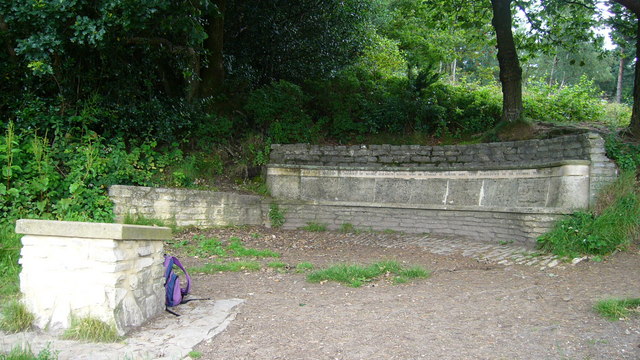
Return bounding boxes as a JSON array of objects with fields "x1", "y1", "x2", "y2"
[
  {"x1": 451, "y1": 58, "x2": 457, "y2": 84},
  {"x1": 490, "y1": 0, "x2": 523, "y2": 123},
  {"x1": 0, "y1": 17, "x2": 17, "y2": 62},
  {"x1": 549, "y1": 53, "x2": 558, "y2": 87},
  {"x1": 630, "y1": 19, "x2": 640, "y2": 137},
  {"x1": 616, "y1": 49, "x2": 625, "y2": 104},
  {"x1": 198, "y1": 0, "x2": 226, "y2": 100}
]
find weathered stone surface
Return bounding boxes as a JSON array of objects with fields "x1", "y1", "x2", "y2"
[
  {"x1": 16, "y1": 220, "x2": 169, "y2": 335},
  {"x1": 109, "y1": 186, "x2": 265, "y2": 227}
]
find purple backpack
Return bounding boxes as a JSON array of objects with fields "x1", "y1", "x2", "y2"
[{"x1": 163, "y1": 255, "x2": 191, "y2": 308}]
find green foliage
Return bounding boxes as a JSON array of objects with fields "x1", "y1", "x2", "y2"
[
  {"x1": 0, "y1": 225, "x2": 22, "y2": 297},
  {"x1": 187, "y1": 351, "x2": 203, "y2": 359},
  {"x1": 594, "y1": 298, "x2": 640, "y2": 321},
  {"x1": 186, "y1": 235, "x2": 280, "y2": 258},
  {"x1": 227, "y1": 238, "x2": 281, "y2": 258},
  {"x1": 537, "y1": 172, "x2": 640, "y2": 258},
  {"x1": 62, "y1": 317, "x2": 120, "y2": 343},
  {"x1": 295, "y1": 262, "x2": 315, "y2": 272},
  {"x1": 301, "y1": 222, "x2": 328, "y2": 232},
  {"x1": 605, "y1": 134, "x2": 640, "y2": 172},
  {"x1": 245, "y1": 80, "x2": 317, "y2": 144},
  {"x1": 267, "y1": 262, "x2": 288, "y2": 270},
  {"x1": 523, "y1": 77, "x2": 605, "y2": 123},
  {"x1": 306, "y1": 260, "x2": 430, "y2": 287},
  {"x1": 268, "y1": 204, "x2": 286, "y2": 228},
  {"x1": 0, "y1": 301, "x2": 34, "y2": 333},
  {"x1": 0, "y1": 344, "x2": 58, "y2": 360}
]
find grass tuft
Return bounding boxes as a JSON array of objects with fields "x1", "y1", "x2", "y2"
[
  {"x1": 189, "y1": 261, "x2": 262, "y2": 273},
  {"x1": 62, "y1": 317, "x2": 120, "y2": 343},
  {"x1": 594, "y1": 298, "x2": 640, "y2": 321},
  {"x1": 295, "y1": 262, "x2": 314, "y2": 272},
  {"x1": 301, "y1": 222, "x2": 327, "y2": 232},
  {"x1": 307, "y1": 260, "x2": 429, "y2": 287},
  {"x1": 227, "y1": 238, "x2": 280, "y2": 258},
  {"x1": 1, "y1": 344, "x2": 58, "y2": 360},
  {"x1": 0, "y1": 300, "x2": 34, "y2": 333}
]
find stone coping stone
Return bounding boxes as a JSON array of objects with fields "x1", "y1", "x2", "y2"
[
  {"x1": 268, "y1": 159, "x2": 591, "y2": 172},
  {"x1": 15, "y1": 219, "x2": 171, "y2": 240},
  {"x1": 274, "y1": 199, "x2": 575, "y2": 215}
]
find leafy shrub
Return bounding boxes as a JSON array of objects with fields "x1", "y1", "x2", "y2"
[
  {"x1": 605, "y1": 134, "x2": 640, "y2": 172},
  {"x1": 523, "y1": 77, "x2": 605, "y2": 123},
  {"x1": 418, "y1": 82, "x2": 502, "y2": 137},
  {"x1": 245, "y1": 80, "x2": 317, "y2": 144}
]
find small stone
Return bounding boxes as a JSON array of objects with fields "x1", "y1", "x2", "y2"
[
  {"x1": 571, "y1": 257, "x2": 587, "y2": 265},
  {"x1": 562, "y1": 296, "x2": 572, "y2": 302},
  {"x1": 547, "y1": 260, "x2": 560, "y2": 268}
]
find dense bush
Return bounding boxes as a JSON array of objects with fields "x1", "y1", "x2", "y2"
[
  {"x1": 0, "y1": 120, "x2": 187, "y2": 296},
  {"x1": 523, "y1": 76, "x2": 605, "y2": 123},
  {"x1": 245, "y1": 80, "x2": 318, "y2": 144}
]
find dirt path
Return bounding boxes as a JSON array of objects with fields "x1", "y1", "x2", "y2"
[{"x1": 171, "y1": 227, "x2": 640, "y2": 360}]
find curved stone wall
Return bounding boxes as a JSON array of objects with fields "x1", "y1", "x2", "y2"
[{"x1": 266, "y1": 133, "x2": 618, "y2": 244}]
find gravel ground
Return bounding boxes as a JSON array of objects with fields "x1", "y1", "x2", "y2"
[{"x1": 168, "y1": 226, "x2": 640, "y2": 360}]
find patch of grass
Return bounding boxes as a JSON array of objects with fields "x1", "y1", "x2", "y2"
[
  {"x1": 301, "y1": 222, "x2": 327, "y2": 232},
  {"x1": 267, "y1": 262, "x2": 287, "y2": 269},
  {"x1": 295, "y1": 262, "x2": 314, "y2": 272},
  {"x1": 180, "y1": 235, "x2": 280, "y2": 259},
  {"x1": 0, "y1": 224, "x2": 21, "y2": 298},
  {"x1": 189, "y1": 260, "x2": 262, "y2": 273},
  {"x1": 268, "y1": 203, "x2": 286, "y2": 228},
  {"x1": 537, "y1": 171, "x2": 640, "y2": 258},
  {"x1": 307, "y1": 260, "x2": 430, "y2": 288},
  {"x1": 594, "y1": 298, "x2": 640, "y2": 321},
  {"x1": 62, "y1": 316, "x2": 120, "y2": 343},
  {"x1": 339, "y1": 223, "x2": 356, "y2": 233},
  {"x1": 0, "y1": 300, "x2": 34, "y2": 333},
  {"x1": 0, "y1": 344, "x2": 58, "y2": 360},
  {"x1": 187, "y1": 351, "x2": 203, "y2": 359},
  {"x1": 227, "y1": 238, "x2": 280, "y2": 258},
  {"x1": 193, "y1": 235, "x2": 227, "y2": 257}
]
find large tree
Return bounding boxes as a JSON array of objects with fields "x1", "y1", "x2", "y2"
[
  {"x1": 490, "y1": 0, "x2": 523, "y2": 123},
  {"x1": 609, "y1": 0, "x2": 640, "y2": 137}
]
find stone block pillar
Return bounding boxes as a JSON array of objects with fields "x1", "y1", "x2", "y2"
[{"x1": 15, "y1": 219, "x2": 171, "y2": 335}]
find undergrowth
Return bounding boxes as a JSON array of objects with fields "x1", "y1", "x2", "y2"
[{"x1": 537, "y1": 171, "x2": 640, "y2": 258}]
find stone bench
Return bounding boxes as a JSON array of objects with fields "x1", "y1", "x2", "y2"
[
  {"x1": 265, "y1": 133, "x2": 618, "y2": 245},
  {"x1": 15, "y1": 219, "x2": 171, "y2": 335}
]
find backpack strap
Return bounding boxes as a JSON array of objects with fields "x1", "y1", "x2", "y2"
[{"x1": 169, "y1": 256, "x2": 191, "y2": 296}]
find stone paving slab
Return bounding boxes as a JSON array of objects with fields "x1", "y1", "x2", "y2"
[
  {"x1": 340, "y1": 233, "x2": 563, "y2": 269},
  {"x1": 0, "y1": 298, "x2": 244, "y2": 360}
]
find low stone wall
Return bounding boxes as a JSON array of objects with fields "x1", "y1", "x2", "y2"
[
  {"x1": 266, "y1": 133, "x2": 618, "y2": 244},
  {"x1": 16, "y1": 219, "x2": 171, "y2": 335},
  {"x1": 106, "y1": 133, "x2": 618, "y2": 245},
  {"x1": 109, "y1": 186, "x2": 265, "y2": 227}
]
